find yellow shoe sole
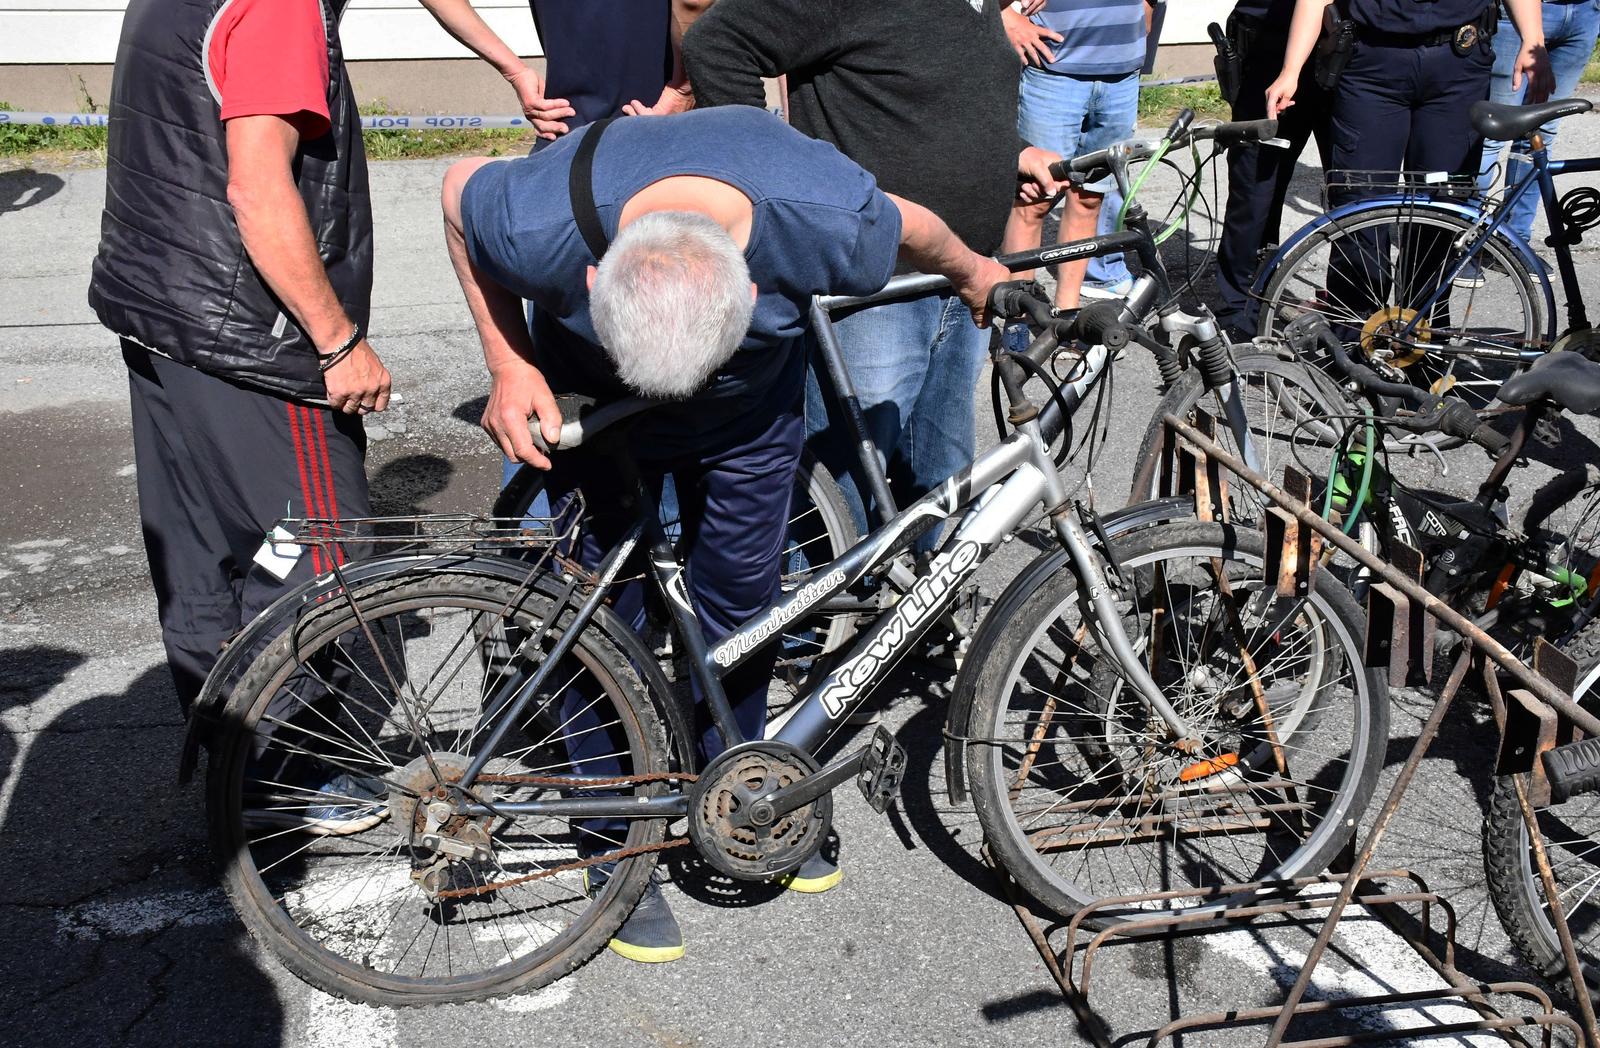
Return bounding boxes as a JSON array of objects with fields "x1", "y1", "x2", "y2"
[
  {"x1": 607, "y1": 939, "x2": 685, "y2": 963},
  {"x1": 779, "y1": 867, "x2": 843, "y2": 894}
]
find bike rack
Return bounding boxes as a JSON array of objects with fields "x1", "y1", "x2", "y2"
[{"x1": 992, "y1": 407, "x2": 1600, "y2": 1047}]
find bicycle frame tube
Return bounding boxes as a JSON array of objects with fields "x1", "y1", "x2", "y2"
[
  {"x1": 1255, "y1": 195, "x2": 1558, "y2": 346},
  {"x1": 1537, "y1": 153, "x2": 1595, "y2": 332},
  {"x1": 807, "y1": 231, "x2": 1155, "y2": 530}
]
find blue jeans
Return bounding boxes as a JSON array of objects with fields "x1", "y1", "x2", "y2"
[
  {"x1": 1475, "y1": 1, "x2": 1600, "y2": 246},
  {"x1": 805, "y1": 292, "x2": 987, "y2": 554},
  {"x1": 1017, "y1": 66, "x2": 1140, "y2": 288}
]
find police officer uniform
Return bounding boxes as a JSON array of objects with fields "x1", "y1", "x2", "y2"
[
  {"x1": 1330, "y1": 0, "x2": 1499, "y2": 198},
  {"x1": 1213, "y1": 0, "x2": 1333, "y2": 337}
]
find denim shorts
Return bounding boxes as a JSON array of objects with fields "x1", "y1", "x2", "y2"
[{"x1": 1018, "y1": 66, "x2": 1140, "y2": 195}]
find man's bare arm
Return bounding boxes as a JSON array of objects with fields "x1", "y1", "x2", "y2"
[
  {"x1": 1264, "y1": 0, "x2": 1334, "y2": 117},
  {"x1": 225, "y1": 114, "x2": 390, "y2": 413},
  {"x1": 441, "y1": 157, "x2": 561, "y2": 468},
  {"x1": 887, "y1": 193, "x2": 1010, "y2": 327}
]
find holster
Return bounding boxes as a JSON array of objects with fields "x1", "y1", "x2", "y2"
[
  {"x1": 1210, "y1": 18, "x2": 1243, "y2": 106},
  {"x1": 1312, "y1": 5, "x2": 1356, "y2": 92}
]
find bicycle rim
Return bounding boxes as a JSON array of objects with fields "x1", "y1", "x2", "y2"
[
  {"x1": 972, "y1": 523, "x2": 1384, "y2": 919},
  {"x1": 209, "y1": 572, "x2": 668, "y2": 1003},
  {"x1": 1260, "y1": 205, "x2": 1544, "y2": 410}
]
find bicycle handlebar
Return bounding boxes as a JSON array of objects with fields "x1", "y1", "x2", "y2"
[
  {"x1": 987, "y1": 281, "x2": 1130, "y2": 351},
  {"x1": 1280, "y1": 308, "x2": 1510, "y2": 456},
  {"x1": 1045, "y1": 116, "x2": 1281, "y2": 181}
]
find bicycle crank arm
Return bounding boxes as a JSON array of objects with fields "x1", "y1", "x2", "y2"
[{"x1": 735, "y1": 747, "x2": 871, "y2": 828}]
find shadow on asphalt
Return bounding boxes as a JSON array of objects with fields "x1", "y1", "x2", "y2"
[
  {"x1": 0, "y1": 647, "x2": 284, "y2": 1048},
  {"x1": 0, "y1": 168, "x2": 64, "y2": 215},
  {"x1": 369, "y1": 451, "x2": 454, "y2": 516}
]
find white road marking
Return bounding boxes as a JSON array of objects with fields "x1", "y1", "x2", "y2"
[
  {"x1": 1206, "y1": 903, "x2": 1500, "y2": 1045},
  {"x1": 56, "y1": 888, "x2": 231, "y2": 939},
  {"x1": 303, "y1": 993, "x2": 398, "y2": 1048}
]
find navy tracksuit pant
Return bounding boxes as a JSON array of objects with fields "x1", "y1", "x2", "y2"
[{"x1": 124, "y1": 343, "x2": 370, "y2": 712}]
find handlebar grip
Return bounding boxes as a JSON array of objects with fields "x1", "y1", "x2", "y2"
[
  {"x1": 1470, "y1": 420, "x2": 1512, "y2": 455},
  {"x1": 1545, "y1": 737, "x2": 1600, "y2": 804},
  {"x1": 1164, "y1": 108, "x2": 1196, "y2": 144},
  {"x1": 528, "y1": 393, "x2": 596, "y2": 455},
  {"x1": 1209, "y1": 118, "x2": 1279, "y2": 147},
  {"x1": 1071, "y1": 300, "x2": 1130, "y2": 351}
]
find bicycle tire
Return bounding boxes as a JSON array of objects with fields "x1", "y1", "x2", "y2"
[
  {"x1": 1482, "y1": 474, "x2": 1600, "y2": 1000},
  {"x1": 1482, "y1": 649, "x2": 1600, "y2": 1003},
  {"x1": 208, "y1": 569, "x2": 671, "y2": 1005},
  {"x1": 1129, "y1": 352, "x2": 1353, "y2": 518},
  {"x1": 966, "y1": 521, "x2": 1388, "y2": 923},
  {"x1": 1257, "y1": 204, "x2": 1546, "y2": 411}
]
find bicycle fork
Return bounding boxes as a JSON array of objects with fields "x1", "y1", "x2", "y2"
[{"x1": 1019, "y1": 418, "x2": 1200, "y2": 746}]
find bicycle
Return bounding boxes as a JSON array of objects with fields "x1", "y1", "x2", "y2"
[
  {"x1": 1284, "y1": 311, "x2": 1600, "y2": 1003},
  {"x1": 493, "y1": 115, "x2": 1338, "y2": 692},
  {"x1": 1254, "y1": 96, "x2": 1600, "y2": 410},
  {"x1": 200, "y1": 275, "x2": 1386, "y2": 1005}
]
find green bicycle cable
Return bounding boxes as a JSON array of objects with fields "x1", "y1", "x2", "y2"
[
  {"x1": 1344, "y1": 410, "x2": 1376, "y2": 535},
  {"x1": 1114, "y1": 138, "x2": 1206, "y2": 246}
]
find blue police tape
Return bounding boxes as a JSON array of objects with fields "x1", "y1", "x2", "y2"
[
  {"x1": 0, "y1": 110, "x2": 532, "y2": 130},
  {"x1": 0, "y1": 77, "x2": 1217, "y2": 131}
]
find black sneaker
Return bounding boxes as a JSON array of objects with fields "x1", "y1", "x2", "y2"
[{"x1": 587, "y1": 866, "x2": 684, "y2": 963}]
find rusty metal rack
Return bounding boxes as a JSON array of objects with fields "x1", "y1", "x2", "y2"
[{"x1": 994, "y1": 407, "x2": 1600, "y2": 1048}]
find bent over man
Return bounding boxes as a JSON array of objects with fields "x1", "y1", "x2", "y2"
[
  {"x1": 88, "y1": 0, "x2": 540, "y2": 720},
  {"x1": 441, "y1": 105, "x2": 1006, "y2": 962}
]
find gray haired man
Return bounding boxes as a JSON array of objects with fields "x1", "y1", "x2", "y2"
[{"x1": 440, "y1": 106, "x2": 1006, "y2": 961}]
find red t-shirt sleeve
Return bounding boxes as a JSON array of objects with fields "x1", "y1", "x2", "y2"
[{"x1": 209, "y1": 0, "x2": 332, "y2": 138}]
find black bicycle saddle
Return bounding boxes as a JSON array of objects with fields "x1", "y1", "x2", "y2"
[
  {"x1": 1497, "y1": 351, "x2": 1600, "y2": 414},
  {"x1": 1470, "y1": 98, "x2": 1593, "y2": 142}
]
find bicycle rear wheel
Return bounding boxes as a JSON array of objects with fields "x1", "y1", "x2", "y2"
[
  {"x1": 1258, "y1": 204, "x2": 1546, "y2": 411},
  {"x1": 208, "y1": 569, "x2": 672, "y2": 1005},
  {"x1": 967, "y1": 521, "x2": 1387, "y2": 922}
]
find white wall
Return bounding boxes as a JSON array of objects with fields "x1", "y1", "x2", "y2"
[
  {"x1": 0, "y1": 0, "x2": 542, "y2": 65},
  {"x1": 0, "y1": 0, "x2": 1228, "y2": 66}
]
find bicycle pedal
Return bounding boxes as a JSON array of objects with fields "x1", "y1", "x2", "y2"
[{"x1": 856, "y1": 725, "x2": 908, "y2": 814}]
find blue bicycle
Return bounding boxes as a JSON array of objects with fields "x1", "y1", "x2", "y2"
[{"x1": 1254, "y1": 97, "x2": 1598, "y2": 411}]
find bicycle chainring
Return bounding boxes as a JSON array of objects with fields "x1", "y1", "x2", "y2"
[{"x1": 687, "y1": 741, "x2": 831, "y2": 881}]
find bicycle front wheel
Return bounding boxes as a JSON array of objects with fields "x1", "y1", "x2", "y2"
[
  {"x1": 967, "y1": 521, "x2": 1388, "y2": 922},
  {"x1": 1129, "y1": 352, "x2": 1352, "y2": 520},
  {"x1": 208, "y1": 569, "x2": 672, "y2": 1005},
  {"x1": 1259, "y1": 204, "x2": 1546, "y2": 410}
]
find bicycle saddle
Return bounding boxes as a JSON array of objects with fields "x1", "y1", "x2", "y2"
[
  {"x1": 1470, "y1": 98, "x2": 1593, "y2": 142},
  {"x1": 1497, "y1": 351, "x2": 1600, "y2": 414}
]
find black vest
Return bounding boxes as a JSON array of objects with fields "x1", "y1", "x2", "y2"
[{"x1": 88, "y1": 0, "x2": 372, "y2": 403}]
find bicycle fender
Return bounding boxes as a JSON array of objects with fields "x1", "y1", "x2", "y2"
[
  {"x1": 1253, "y1": 196, "x2": 1558, "y2": 343},
  {"x1": 177, "y1": 552, "x2": 697, "y2": 784},
  {"x1": 942, "y1": 496, "x2": 1192, "y2": 805}
]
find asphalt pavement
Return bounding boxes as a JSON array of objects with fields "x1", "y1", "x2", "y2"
[{"x1": 3, "y1": 105, "x2": 1600, "y2": 1048}]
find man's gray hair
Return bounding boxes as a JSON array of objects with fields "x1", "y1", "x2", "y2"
[{"x1": 590, "y1": 211, "x2": 754, "y2": 400}]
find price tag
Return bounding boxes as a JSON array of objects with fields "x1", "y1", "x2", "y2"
[{"x1": 253, "y1": 525, "x2": 303, "y2": 581}]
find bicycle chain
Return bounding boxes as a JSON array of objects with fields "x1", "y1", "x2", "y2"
[{"x1": 434, "y1": 770, "x2": 697, "y2": 900}]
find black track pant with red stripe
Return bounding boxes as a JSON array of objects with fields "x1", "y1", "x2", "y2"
[{"x1": 123, "y1": 343, "x2": 370, "y2": 712}]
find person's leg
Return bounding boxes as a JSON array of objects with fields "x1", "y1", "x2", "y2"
[
  {"x1": 1215, "y1": 36, "x2": 1324, "y2": 336},
  {"x1": 1500, "y1": 1, "x2": 1600, "y2": 244},
  {"x1": 1006, "y1": 66, "x2": 1088, "y2": 288},
  {"x1": 677, "y1": 407, "x2": 805, "y2": 762},
  {"x1": 1082, "y1": 71, "x2": 1140, "y2": 293},
  {"x1": 1476, "y1": 17, "x2": 1523, "y2": 201},
  {"x1": 124, "y1": 345, "x2": 244, "y2": 714},
  {"x1": 900, "y1": 294, "x2": 987, "y2": 543},
  {"x1": 1325, "y1": 41, "x2": 1420, "y2": 326},
  {"x1": 805, "y1": 297, "x2": 942, "y2": 536}
]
